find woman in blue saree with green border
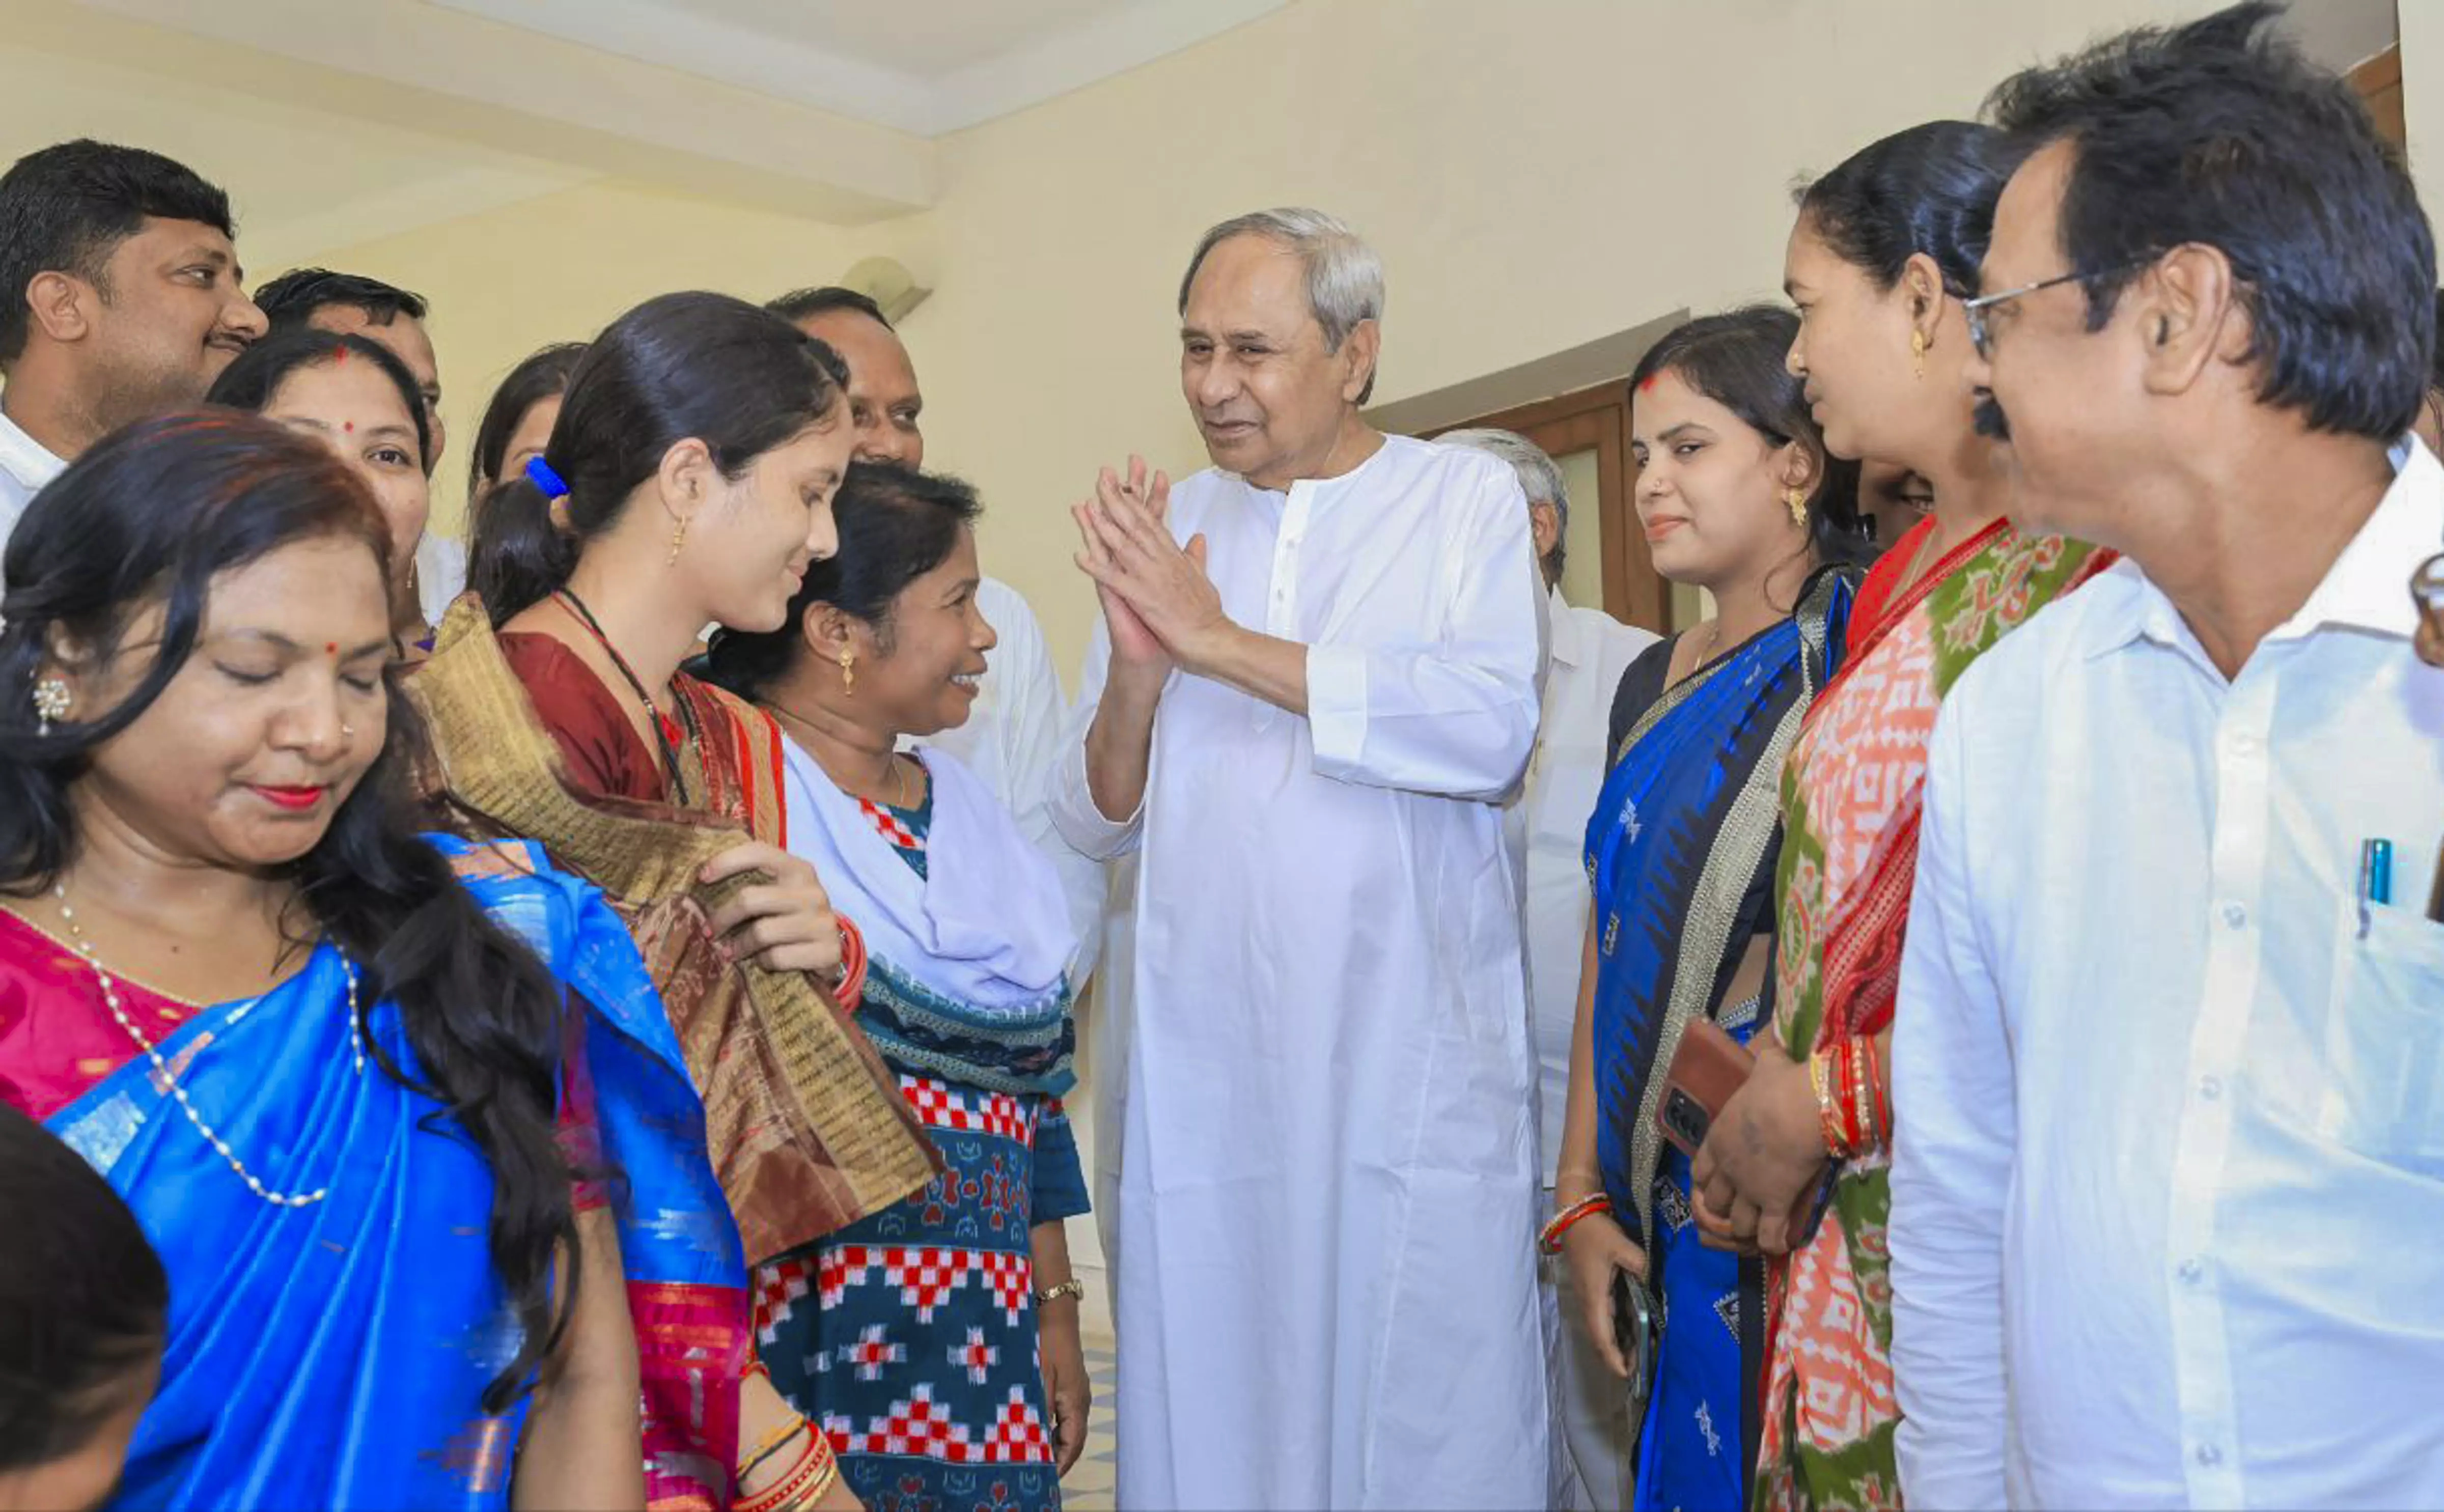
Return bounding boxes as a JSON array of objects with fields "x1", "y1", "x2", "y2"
[
  {"x1": 0, "y1": 413, "x2": 754, "y2": 1508},
  {"x1": 1552, "y1": 310, "x2": 1866, "y2": 1512}
]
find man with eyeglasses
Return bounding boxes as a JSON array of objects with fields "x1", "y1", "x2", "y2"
[{"x1": 1889, "y1": 5, "x2": 2444, "y2": 1507}]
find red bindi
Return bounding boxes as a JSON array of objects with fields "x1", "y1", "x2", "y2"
[
  {"x1": 324, "y1": 642, "x2": 338, "y2": 656},
  {"x1": 342, "y1": 421, "x2": 353, "y2": 433}
]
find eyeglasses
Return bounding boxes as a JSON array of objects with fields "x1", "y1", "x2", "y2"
[{"x1": 1963, "y1": 259, "x2": 2149, "y2": 359}]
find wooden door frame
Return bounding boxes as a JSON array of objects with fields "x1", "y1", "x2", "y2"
[
  {"x1": 1423, "y1": 379, "x2": 1665, "y2": 633},
  {"x1": 2349, "y1": 44, "x2": 2404, "y2": 150}
]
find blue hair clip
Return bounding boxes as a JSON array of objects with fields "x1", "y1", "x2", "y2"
[{"x1": 524, "y1": 455, "x2": 570, "y2": 499}]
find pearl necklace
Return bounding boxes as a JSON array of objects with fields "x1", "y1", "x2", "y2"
[{"x1": 53, "y1": 884, "x2": 358, "y2": 1209}]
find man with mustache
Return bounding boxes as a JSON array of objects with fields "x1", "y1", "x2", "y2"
[
  {"x1": 1892, "y1": 5, "x2": 2444, "y2": 1505},
  {"x1": 0, "y1": 139, "x2": 265, "y2": 552},
  {"x1": 1052, "y1": 207, "x2": 1549, "y2": 1508}
]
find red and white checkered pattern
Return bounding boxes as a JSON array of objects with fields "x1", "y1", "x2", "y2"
[
  {"x1": 976, "y1": 1251, "x2": 1032, "y2": 1326},
  {"x1": 982, "y1": 1386, "x2": 1054, "y2": 1463},
  {"x1": 818, "y1": 1245, "x2": 1005, "y2": 1323},
  {"x1": 859, "y1": 797, "x2": 923, "y2": 851},
  {"x1": 899, "y1": 1077, "x2": 1030, "y2": 1142},
  {"x1": 752, "y1": 1254, "x2": 817, "y2": 1346},
  {"x1": 829, "y1": 1386, "x2": 1053, "y2": 1466},
  {"x1": 951, "y1": 1326, "x2": 998, "y2": 1385},
  {"x1": 843, "y1": 1322, "x2": 905, "y2": 1382}
]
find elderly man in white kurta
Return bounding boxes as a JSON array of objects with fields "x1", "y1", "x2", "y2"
[{"x1": 1051, "y1": 207, "x2": 1549, "y2": 1509}]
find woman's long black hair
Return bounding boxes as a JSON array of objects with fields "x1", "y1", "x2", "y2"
[
  {"x1": 1630, "y1": 304, "x2": 1877, "y2": 571},
  {"x1": 0, "y1": 412, "x2": 578, "y2": 1415},
  {"x1": 466, "y1": 292, "x2": 849, "y2": 625}
]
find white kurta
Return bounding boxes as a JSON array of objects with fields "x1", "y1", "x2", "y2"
[
  {"x1": 914, "y1": 574, "x2": 1108, "y2": 983},
  {"x1": 1505, "y1": 589, "x2": 1656, "y2": 1182},
  {"x1": 1050, "y1": 434, "x2": 1550, "y2": 1509},
  {"x1": 0, "y1": 408, "x2": 67, "y2": 557}
]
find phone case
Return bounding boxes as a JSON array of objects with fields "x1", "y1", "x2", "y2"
[{"x1": 1656, "y1": 1018, "x2": 1753, "y2": 1157}]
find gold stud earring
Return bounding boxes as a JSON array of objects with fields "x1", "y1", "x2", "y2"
[
  {"x1": 32, "y1": 676, "x2": 71, "y2": 735},
  {"x1": 1785, "y1": 487, "x2": 1810, "y2": 526},
  {"x1": 1911, "y1": 328, "x2": 1929, "y2": 381},
  {"x1": 837, "y1": 647, "x2": 855, "y2": 696},
  {"x1": 667, "y1": 517, "x2": 689, "y2": 567}
]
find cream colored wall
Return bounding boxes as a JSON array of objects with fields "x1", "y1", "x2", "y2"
[
  {"x1": 298, "y1": 0, "x2": 2225, "y2": 681},
  {"x1": 2406, "y1": 2, "x2": 2444, "y2": 224},
  {"x1": 831, "y1": 0, "x2": 2214, "y2": 678}
]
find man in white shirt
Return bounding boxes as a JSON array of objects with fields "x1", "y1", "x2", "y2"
[
  {"x1": 254, "y1": 269, "x2": 463, "y2": 625},
  {"x1": 1445, "y1": 425, "x2": 1653, "y2": 1509},
  {"x1": 1052, "y1": 207, "x2": 1548, "y2": 1509},
  {"x1": 1893, "y1": 9, "x2": 2444, "y2": 1507},
  {"x1": 768, "y1": 286, "x2": 1104, "y2": 981},
  {"x1": 0, "y1": 140, "x2": 264, "y2": 551}
]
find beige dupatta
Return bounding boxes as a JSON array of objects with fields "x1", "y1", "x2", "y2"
[{"x1": 408, "y1": 597, "x2": 936, "y2": 1261}]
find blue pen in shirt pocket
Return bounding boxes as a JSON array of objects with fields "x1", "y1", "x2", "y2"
[{"x1": 2357, "y1": 838, "x2": 2393, "y2": 938}]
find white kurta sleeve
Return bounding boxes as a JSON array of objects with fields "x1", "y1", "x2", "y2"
[
  {"x1": 1890, "y1": 701, "x2": 2015, "y2": 1512},
  {"x1": 1306, "y1": 468, "x2": 1546, "y2": 801},
  {"x1": 1047, "y1": 612, "x2": 1147, "y2": 862},
  {"x1": 988, "y1": 589, "x2": 1110, "y2": 983}
]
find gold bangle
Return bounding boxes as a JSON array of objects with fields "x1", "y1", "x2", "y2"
[{"x1": 1034, "y1": 1279, "x2": 1086, "y2": 1307}]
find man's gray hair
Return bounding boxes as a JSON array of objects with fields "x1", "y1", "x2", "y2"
[
  {"x1": 1178, "y1": 208, "x2": 1385, "y2": 398},
  {"x1": 1440, "y1": 428, "x2": 1567, "y2": 584}
]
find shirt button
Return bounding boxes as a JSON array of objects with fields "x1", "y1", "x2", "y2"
[
  {"x1": 2196, "y1": 1443, "x2": 2224, "y2": 1468},
  {"x1": 2229, "y1": 733, "x2": 2259, "y2": 757},
  {"x1": 2220, "y1": 902, "x2": 2248, "y2": 929},
  {"x1": 2199, "y1": 1075, "x2": 2224, "y2": 1101},
  {"x1": 2177, "y1": 1257, "x2": 2205, "y2": 1285}
]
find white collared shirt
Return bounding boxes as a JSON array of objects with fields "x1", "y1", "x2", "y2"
[
  {"x1": 1891, "y1": 438, "x2": 2444, "y2": 1509},
  {"x1": 1508, "y1": 587, "x2": 1655, "y2": 1183},
  {"x1": 0, "y1": 406, "x2": 68, "y2": 555}
]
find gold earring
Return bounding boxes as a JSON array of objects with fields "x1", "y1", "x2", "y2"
[
  {"x1": 1910, "y1": 328, "x2": 1928, "y2": 381},
  {"x1": 32, "y1": 676, "x2": 71, "y2": 735},
  {"x1": 667, "y1": 517, "x2": 689, "y2": 567},
  {"x1": 1785, "y1": 487, "x2": 1810, "y2": 526},
  {"x1": 837, "y1": 647, "x2": 855, "y2": 695}
]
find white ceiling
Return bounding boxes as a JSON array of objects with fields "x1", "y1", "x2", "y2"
[{"x1": 429, "y1": 0, "x2": 1289, "y2": 136}]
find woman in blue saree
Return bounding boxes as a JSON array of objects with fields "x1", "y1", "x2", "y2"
[
  {"x1": 1551, "y1": 309, "x2": 1868, "y2": 1512},
  {"x1": 0, "y1": 414, "x2": 752, "y2": 1508}
]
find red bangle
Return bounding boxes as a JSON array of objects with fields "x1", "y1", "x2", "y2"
[
  {"x1": 1539, "y1": 1193, "x2": 1611, "y2": 1255},
  {"x1": 832, "y1": 917, "x2": 868, "y2": 1012},
  {"x1": 737, "y1": 1430, "x2": 832, "y2": 1512}
]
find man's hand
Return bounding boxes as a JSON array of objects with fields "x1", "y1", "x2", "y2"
[
  {"x1": 1074, "y1": 457, "x2": 1175, "y2": 691},
  {"x1": 1690, "y1": 1039, "x2": 1829, "y2": 1255},
  {"x1": 1074, "y1": 453, "x2": 1235, "y2": 676}
]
